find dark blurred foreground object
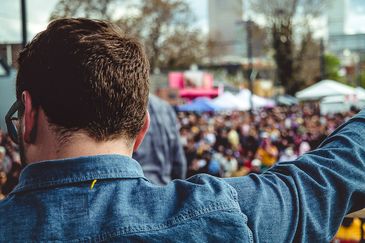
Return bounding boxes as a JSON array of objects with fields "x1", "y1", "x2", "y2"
[{"x1": 133, "y1": 95, "x2": 186, "y2": 185}]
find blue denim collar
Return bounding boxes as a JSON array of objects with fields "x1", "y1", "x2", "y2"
[{"x1": 11, "y1": 154, "x2": 147, "y2": 194}]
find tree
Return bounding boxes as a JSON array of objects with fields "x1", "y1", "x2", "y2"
[
  {"x1": 249, "y1": 0, "x2": 327, "y2": 94},
  {"x1": 50, "y1": 0, "x2": 206, "y2": 71},
  {"x1": 324, "y1": 53, "x2": 345, "y2": 82},
  {"x1": 50, "y1": 0, "x2": 115, "y2": 20},
  {"x1": 358, "y1": 70, "x2": 365, "y2": 88},
  {"x1": 293, "y1": 32, "x2": 321, "y2": 90}
]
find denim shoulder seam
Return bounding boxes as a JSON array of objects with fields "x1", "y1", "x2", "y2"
[
  {"x1": 11, "y1": 172, "x2": 147, "y2": 194},
  {"x1": 21, "y1": 167, "x2": 142, "y2": 184}
]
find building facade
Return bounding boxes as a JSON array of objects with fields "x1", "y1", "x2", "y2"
[
  {"x1": 327, "y1": 0, "x2": 365, "y2": 56},
  {"x1": 208, "y1": 0, "x2": 245, "y2": 59},
  {"x1": 327, "y1": 0, "x2": 348, "y2": 36}
]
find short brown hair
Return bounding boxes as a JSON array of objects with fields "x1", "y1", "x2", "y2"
[{"x1": 16, "y1": 18, "x2": 150, "y2": 141}]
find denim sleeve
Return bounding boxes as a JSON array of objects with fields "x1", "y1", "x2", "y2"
[{"x1": 224, "y1": 110, "x2": 365, "y2": 242}]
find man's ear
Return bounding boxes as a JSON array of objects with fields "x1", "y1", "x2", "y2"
[
  {"x1": 133, "y1": 111, "x2": 150, "y2": 152},
  {"x1": 21, "y1": 91, "x2": 38, "y2": 144}
]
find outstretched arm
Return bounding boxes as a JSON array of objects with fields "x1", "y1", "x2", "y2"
[{"x1": 225, "y1": 110, "x2": 365, "y2": 242}]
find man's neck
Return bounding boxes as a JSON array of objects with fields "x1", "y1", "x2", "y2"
[
  {"x1": 55, "y1": 138, "x2": 133, "y2": 159},
  {"x1": 23, "y1": 109, "x2": 138, "y2": 164},
  {"x1": 26, "y1": 132, "x2": 134, "y2": 164}
]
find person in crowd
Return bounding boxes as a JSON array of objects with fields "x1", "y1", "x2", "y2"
[
  {"x1": 1, "y1": 161, "x2": 21, "y2": 195},
  {"x1": 0, "y1": 128, "x2": 21, "y2": 196},
  {"x1": 132, "y1": 95, "x2": 186, "y2": 185},
  {"x1": 299, "y1": 136, "x2": 311, "y2": 155},
  {"x1": 0, "y1": 129, "x2": 3, "y2": 145},
  {"x1": 0, "y1": 147, "x2": 6, "y2": 167},
  {"x1": 250, "y1": 159, "x2": 262, "y2": 174},
  {"x1": 0, "y1": 129, "x2": 20, "y2": 172},
  {"x1": 333, "y1": 217, "x2": 365, "y2": 242},
  {"x1": 222, "y1": 149, "x2": 238, "y2": 177},
  {"x1": 279, "y1": 147, "x2": 298, "y2": 162},
  {"x1": 0, "y1": 169, "x2": 7, "y2": 200},
  {"x1": 1, "y1": 18, "x2": 365, "y2": 242},
  {"x1": 227, "y1": 126, "x2": 239, "y2": 150},
  {"x1": 0, "y1": 145, "x2": 12, "y2": 174},
  {"x1": 231, "y1": 162, "x2": 250, "y2": 177},
  {"x1": 255, "y1": 132, "x2": 279, "y2": 170}
]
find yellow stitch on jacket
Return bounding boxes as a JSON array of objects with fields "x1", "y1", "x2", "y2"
[{"x1": 90, "y1": 179, "x2": 97, "y2": 189}]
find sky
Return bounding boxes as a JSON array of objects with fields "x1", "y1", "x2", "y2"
[
  {"x1": 347, "y1": 0, "x2": 365, "y2": 34},
  {"x1": 0, "y1": 0, "x2": 208, "y2": 43}
]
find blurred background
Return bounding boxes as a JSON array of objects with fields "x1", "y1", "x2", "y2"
[
  {"x1": 2, "y1": 1, "x2": 365, "y2": 113},
  {"x1": 0, "y1": 0, "x2": 365, "y2": 102},
  {"x1": 1, "y1": 1, "x2": 365, "y2": 241}
]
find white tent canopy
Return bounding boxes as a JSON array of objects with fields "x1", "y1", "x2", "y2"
[
  {"x1": 236, "y1": 89, "x2": 275, "y2": 109},
  {"x1": 212, "y1": 91, "x2": 249, "y2": 111},
  {"x1": 355, "y1": 87, "x2": 365, "y2": 100},
  {"x1": 295, "y1": 80, "x2": 356, "y2": 101},
  {"x1": 320, "y1": 95, "x2": 355, "y2": 114},
  {"x1": 252, "y1": 95, "x2": 275, "y2": 108},
  {"x1": 212, "y1": 90, "x2": 275, "y2": 111}
]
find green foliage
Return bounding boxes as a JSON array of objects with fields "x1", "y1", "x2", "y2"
[
  {"x1": 324, "y1": 53, "x2": 345, "y2": 82},
  {"x1": 249, "y1": 0, "x2": 328, "y2": 95},
  {"x1": 358, "y1": 70, "x2": 365, "y2": 88}
]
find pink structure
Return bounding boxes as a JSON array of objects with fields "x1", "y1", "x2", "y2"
[
  {"x1": 169, "y1": 72, "x2": 185, "y2": 89},
  {"x1": 168, "y1": 71, "x2": 219, "y2": 100}
]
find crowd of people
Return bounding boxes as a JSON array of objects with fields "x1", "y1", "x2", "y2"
[
  {"x1": 177, "y1": 104, "x2": 359, "y2": 179},
  {"x1": 0, "y1": 129, "x2": 21, "y2": 199},
  {"x1": 0, "y1": 105, "x2": 359, "y2": 197}
]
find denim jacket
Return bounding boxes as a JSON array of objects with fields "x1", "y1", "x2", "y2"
[{"x1": 1, "y1": 110, "x2": 365, "y2": 242}]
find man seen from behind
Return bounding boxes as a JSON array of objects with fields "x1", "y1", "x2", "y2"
[{"x1": 1, "y1": 18, "x2": 365, "y2": 242}]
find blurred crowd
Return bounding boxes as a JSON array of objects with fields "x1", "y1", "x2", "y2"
[
  {"x1": 0, "y1": 105, "x2": 359, "y2": 200},
  {"x1": 177, "y1": 105, "x2": 358, "y2": 179},
  {"x1": 0, "y1": 129, "x2": 22, "y2": 199}
]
